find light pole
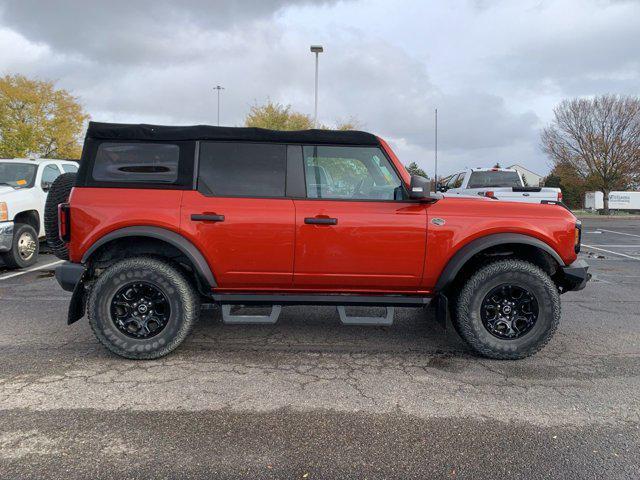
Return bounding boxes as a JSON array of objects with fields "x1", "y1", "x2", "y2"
[
  {"x1": 434, "y1": 108, "x2": 438, "y2": 188},
  {"x1": 310, "y1": 45, "x2": 323, "y2": 127},
  {"x1": 213, "y1": 85, "x2": 225, "y2": 126}
]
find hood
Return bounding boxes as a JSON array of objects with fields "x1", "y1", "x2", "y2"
[{"x1": 0, "y1": 185, "x2": 17, "y2": 196}]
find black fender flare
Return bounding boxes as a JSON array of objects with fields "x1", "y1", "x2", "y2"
[
  {"x1": 434, "y1": 233, "x2": 564, "y2": 292},
  {"x1": 81, "y1": 226, "x2": 217, "y2": 288}
]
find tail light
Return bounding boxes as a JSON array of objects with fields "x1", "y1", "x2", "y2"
[
  {"x1": 58, "y1": 203, "x2": 71, "y2": 242},
  {"x1": 558, "y1": 191, "x2": 563, "y2": 202},
  {"x1": 484, "y1": 191, "x2": 496, "y2": 199}
]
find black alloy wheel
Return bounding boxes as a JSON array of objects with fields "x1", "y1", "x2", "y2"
[
  {"x1": 110, "y1": 282, "x2": 171, "y2": 339},
  {"x1": 480, "y1": 284, "x2": 539, "y2": 339}
]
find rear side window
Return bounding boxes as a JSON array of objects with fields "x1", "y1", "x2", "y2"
[
  {"x1": 92, "y1": 142, "x2": 179, "y2": 183},
  {"x1": 62, "y1": 163, "x2": 78, "y2": 173},
  {"x1": 198, "y1": 142, "x2": 286, "y2": 197}
]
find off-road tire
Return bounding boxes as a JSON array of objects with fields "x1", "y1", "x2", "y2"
[
  {"x1": 44, "y1": 172, "x2": 76, "y2": 260},
  {"x1": 1, "y1": 223, "x2": 39, "y2": 269},
  {"x1": 87, "y1": 256, "x2": 200, "y2": 360},
  {"x1": 453, "y1": 259, "x2": 560, "y2": 360}
]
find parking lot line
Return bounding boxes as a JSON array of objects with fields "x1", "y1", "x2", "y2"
[
  {"x1": 588, "y1": 244, "x2": 640, "y2": 247},
  {"x1": 0, "y1": 260, "x2": 65, "y2": 281},
  {"x1": 597, "y1": 228, "x2": 640, "y2": 238},
  {"x1": 582, "y1": 244, "x2": 640, "y2": 260}
]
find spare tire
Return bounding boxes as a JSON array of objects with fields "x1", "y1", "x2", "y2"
[{"x1": 44, "y1": 172, "x2": 77, "y2": 260}]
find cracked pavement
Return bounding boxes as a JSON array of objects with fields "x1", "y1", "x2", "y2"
[{"x1": 0, "y1": 218, "x2": 639, "y2": 479}]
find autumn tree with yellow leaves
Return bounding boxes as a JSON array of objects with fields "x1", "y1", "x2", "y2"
[{"x1": 0, "y1": 74, "x2": 89, "y2": 159}]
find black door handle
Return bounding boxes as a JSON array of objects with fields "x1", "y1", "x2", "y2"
[
  {"x1": 304, "y1": 217, "x2": 338, "y2": 225},
  {"x1": 191, "y1": 214, "x2": 225, "y2": 222}
]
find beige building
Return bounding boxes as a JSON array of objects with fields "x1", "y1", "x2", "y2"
[{"x1": 508, "y1": 164, "x2": 543, "y2": 187}]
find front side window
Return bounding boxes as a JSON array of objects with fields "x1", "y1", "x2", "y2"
[
  {"x1": 62, "y1": 163, "x2": 78, "y2": 173},
  {"x1": 452, "y1": 173, "x2": 464, "y2": 188},
  {"x1": 303, "y1": 146, "x2": 402, "y2": 200},
  {"x1": 92, "y1": 142, "x2": 179, "y2": 183},
  {"x1": 198, "y1": 142, "x2": 286, "y2": 197},
  {"x1": 41, "y1": 164, "x2": 61, "y2": 188},
  {"x1": 0, "y1": 162, "x2": 37, "y2": 189}
]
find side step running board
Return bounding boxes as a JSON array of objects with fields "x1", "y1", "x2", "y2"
[
  {"x1": 221, "y1": 305, "x2": 282, "y2": 324},
  {"x1": 337, "y1": 306, "x2": 394, "y2": 326},
  {"x1": 219, "y1": 304, "x2": 395, "y2": 326}
]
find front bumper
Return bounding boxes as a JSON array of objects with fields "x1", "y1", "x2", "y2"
[
  {"x1": 55, "y1": 262, "x2": 85, "y2": 292},
  {"x1": 559, "y1": 259, "x2": 590, "y2": 292},
  {"x1": 0, "y1": 221, "x2": 14, "y2": 252}
]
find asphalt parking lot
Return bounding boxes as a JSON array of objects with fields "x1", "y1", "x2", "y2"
[{"x1": 1, "y1": 218, "x2": 639, "y2": 479}]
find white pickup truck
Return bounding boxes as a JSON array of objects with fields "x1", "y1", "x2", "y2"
[
  {"x1": 438, "y1": 168, "x2": 562, "y2": 204},
  {"x1": 0, "y1": 158, "x2": 79, "y2": 269}
]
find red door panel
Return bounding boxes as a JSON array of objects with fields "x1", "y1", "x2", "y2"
[
  {"x1": 293, "y1": 200, "x2": 428, "y2": 291},
  {"x1": 181, "y1": 192, "x2": 295, "y2": 289}
]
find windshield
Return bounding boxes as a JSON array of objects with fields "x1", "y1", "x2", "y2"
[
  {"x1": 0, "y1": 163, "x2": 37, "y2": 189},
  {"x1": 467, "y1": 171, "x2": 522, "y2": 188}
]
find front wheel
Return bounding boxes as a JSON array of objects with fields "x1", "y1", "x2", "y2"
[
  {"x1": 453, "y1": 259, "x2": 560, "y2": 359},
  {"x1": 87, "y1": 257, "x2": 200, "y2": 359}
]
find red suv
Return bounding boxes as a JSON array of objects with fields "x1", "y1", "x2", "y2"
[{"x1": 46, "y1": 122, "x2": 589, "y2": 360}]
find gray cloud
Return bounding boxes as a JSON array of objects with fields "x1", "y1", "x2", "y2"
[
  {"x1": 0, "y1": 0, "x2": 335, "y2": 63},
  {"x1": 489, "y1": 0, "x2": 640, "y2": 96}
]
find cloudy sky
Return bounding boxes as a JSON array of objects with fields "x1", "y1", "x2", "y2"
[{"x1": 0, "y1": 0, "x2": 638, "y2": 176}]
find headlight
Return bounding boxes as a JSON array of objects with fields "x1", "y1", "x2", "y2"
[{"x1": 0, "y1": 202, "x2": 7, "y2": 222}]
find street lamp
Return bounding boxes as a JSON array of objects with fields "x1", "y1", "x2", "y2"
[
  {"x1": 213, "y1": 85, "x2": 225, "y2": 126},
  {"x1": 310, "y1": 45, "x2": 323, "y2": 127}
]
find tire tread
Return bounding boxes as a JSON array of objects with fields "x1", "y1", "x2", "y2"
[
  {"x1": 453, "y1": 259, "x2": 560, "y2": 360},
  {"x1": 87, "y1": 256, "x2": 199, "y2": 360}
]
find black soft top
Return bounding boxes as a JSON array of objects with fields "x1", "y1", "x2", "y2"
[{"x1": 86, "y1": 121, "x2": 380, "y2": 146}]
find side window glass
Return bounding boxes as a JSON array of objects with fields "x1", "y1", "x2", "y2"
[
  {"x1": 62, "y1": 163, "x2": 78, "y2": 173},
  {"x1": 198, "y1": 142, "x2": 286, "y2": 197},
  {"x1": 41, "y1": 164, "x2": 61, "y2": 188},
  {"x1": 446, "y1": 174, "x2": 458, "y2": 188},
  {"x1": 92, "y1": 142, "x2": 179, "y2": 183},
  {"x1": 453, "y1": 173, "x2": 464, "y2": 188},
  {"x1": 303, "y1": 146, "x2": 402, "y2": 200}
]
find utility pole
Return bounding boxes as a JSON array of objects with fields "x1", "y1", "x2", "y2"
[
  {"x1": 310, "y1": 45, "x2": 323, "y2": 127},
  {"x1": 434, "y1": 108, "x2": 438, "y2": 187},
  {"x1": 213, "y1": 85, "x2": 225, "y2": 126}
]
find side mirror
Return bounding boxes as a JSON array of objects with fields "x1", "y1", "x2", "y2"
[
  {"x1": 408, "y1": 175, "x2": 433, "y2": 200},
  {"x1": 42, "y1": 181, "x2": 52, "y2": 192},
  {"x1": 436, "y1": 183, "x2": 448, "y2": 193}
]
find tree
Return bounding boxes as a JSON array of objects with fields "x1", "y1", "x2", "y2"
[
  {"x1": 245, "y1": 100, "x2": 313, "y2": 130},
  {"x1": 244, "y1": 100, "x2": 359, "y2": 131},
  {"x1": 544, "y1": 162, "x2": 589, "y2": 210},
  {"x1": 541, "y1": 95, "x2": 640, "y2": 214},
  {"x1": 405, "y1": 161, "x2": 429, "y2": 178},
  {"x1": 0, "y1": 74, "x2": 89, "y2": 159}
]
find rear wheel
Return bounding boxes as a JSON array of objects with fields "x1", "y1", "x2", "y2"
[
  {"x1": 453, "y1": 259, "x2": 560, "y2": 359},
  {"x1": 87, "y1": 256, "x2": 199, "y2": 359},
  {"x1": 1, "y1": 223, "x2": 39, "y2": 269}
]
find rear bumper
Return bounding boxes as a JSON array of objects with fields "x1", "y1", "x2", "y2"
[
  {"x1": 558, "y1": 259, "x2": 590, "y2": 292},
  {"x1": 0, "y1": 221, "x2": 14, "y2": 252},
  {"x1": 55, "y1": 262, "x2": 85, "y2": 292}
]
